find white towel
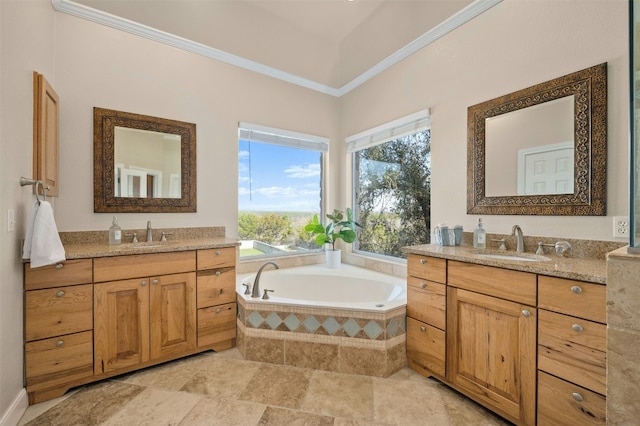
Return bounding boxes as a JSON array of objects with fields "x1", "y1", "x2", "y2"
[
  {"x1": 22, "y1": 201, "x2": 39, "y2": 260},
  {"x1": 23, "y1": 201, "x2": 66, "y2": 268}
]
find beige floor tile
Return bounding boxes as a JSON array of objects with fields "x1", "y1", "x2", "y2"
[
  {"x1": 178, "y1": 396, "x2": 266, "y2": 426},
  {"x1": 301, "y1": 370, "x2": 374, "y2": 420},
  {"x1": 180, "y1": 357, "x2": 261, "y2": 398},
  {"x1": 18, "y1": 390, "x2": 79, "y2": 426},
  {"x1": 334, "y1": 418, "x2": 394, "y2": 426},
  {"x1": 22, "y1": 380, "x2": 145, "y2": 425},
  {"x1": 436, "y1": 383, "x2": 512, "y2": 426},
  {"x1": 101, "y1": 387, "x2": 202, "y2": 426},
  {"x1": 119, "y1": 356, "x2": 201, "y2": 391},
  {"x1": 372, "y1": 376, "x2": 450, "y2": 425},
  {"x1": 238, "y1": 364, "x2": 313, "y2": 409},
  {"x1": 257, "y1": 406, "x2": 334, "y2": 426}
]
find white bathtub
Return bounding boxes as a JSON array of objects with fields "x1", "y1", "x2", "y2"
[{"x1": 237, "y1": 263, "x2": 406, "y2": 312}]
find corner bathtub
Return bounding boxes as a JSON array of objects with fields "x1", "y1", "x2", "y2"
[
  {"x1": 235, "y1": 264, "x2": 408, "y2": 377},
  {"x1": 237, "y1": 264, "x2": 406, "y2": 311}
]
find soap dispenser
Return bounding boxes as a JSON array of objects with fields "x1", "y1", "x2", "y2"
[
  {"x1": 473, "y1": 218, "x2": 486, "y2": 249},
  {"x1": 109, "y1": 216, "x2": 122, "y2": 245}
]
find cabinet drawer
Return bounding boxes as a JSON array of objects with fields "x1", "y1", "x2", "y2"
[
  {"x1": 407, "y1": 255, "x2": 446, "y2": 284},
  {"x1": 197, "y1": 247, "x2": 236, "y2": 270},
  {"x1": 538, "y1": 371, "x2": 606, "y2": 426},
  {"x1": 197, "y1": 303, "x2": 237, "y2": 347},
  {"x1": 447, "y1": 260, "x2": 536, "y2": 305},
  {"x1": 538, "y1": 276, "x2": 605, "y2": 323},
  {"x1": 25, "y1": 330, "x2": 93, "y2": 391},
  {"x1": 197, "y1": 267, "x2": 236, "y2": 308},
  {"x1": 538, "y1": 309, "x2": 606, "y2": 394},
  {"x1": 94, "y1": 251, "x2": 196, "y2": 282},
  {"x1": 25, "y1": 284, "x2": 93, "y2": 341},
  {"x1": 25, "y1": 259, "x2": 93, "y2": 290},
  {"x1": 407, "y1": 277, "x2": 446, "y2": 330},
  {"x1": 406, "y1": 317, "x2": 446, "y2": 377}
]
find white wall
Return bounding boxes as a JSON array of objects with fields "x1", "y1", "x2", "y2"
[
  {"x1": 341, "y1": 0, "x2": 628, "y2": 242},
  {"x1": 0, "y1": 1, "x2": 57, "y2": 424}
]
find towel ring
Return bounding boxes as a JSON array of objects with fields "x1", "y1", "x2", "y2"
[{"x1": 19, "y1": 177, "x2": 47, "y2": 204}]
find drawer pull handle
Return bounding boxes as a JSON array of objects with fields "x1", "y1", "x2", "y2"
[
  {"x1": 572, "y1": 392, "x2": 583, "y2": 402},
  {"x1": 55, "y1": 263, "x2": 64, "y2": 269},
  {"x1": 420, "y1": 258, "x2": 426, "y2": 265},
  {"x1": 215, "y1": 271, "x2": 221, "y2": 277},
  {"x1": 152, "y1": 279, "x2": 158, "y2": 285},
  {"x1": 522, "y1": 310, "x2": 531, "y2": 317},
  {"x1": 56, "y1": 340, "x2": 64, "y2": 347},
  {"x1": 572, "y1": 324, "x2": 584, "y2": 333},
  {"x1": 55, "y1": 290, "x2": 65, "y2": 297},
  {"x1": 420, "y1": 282, "x2": 426, "y2": 289},
  {"x1": 141, "y1": 281, "x2": 147, "y2": 286},
  {"x1": 571, "y1": 285, "x2": 583, "y2": 294},
  {"x1": 215, "y1": 308, "x2": 222, "y2": 313},
  {"x1": 215, "y1": 250, "x2": 221, "y2": 256},
  {"x1": 419, "y1": 326, "x2": 426, "y2": 332}
]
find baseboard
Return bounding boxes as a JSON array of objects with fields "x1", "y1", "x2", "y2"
[{"x1": 0, "y1": 388, "x2": 28, "y2": 426}]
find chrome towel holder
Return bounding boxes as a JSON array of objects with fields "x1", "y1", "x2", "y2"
[{"x1": 20, "y1": 177, "x2": 47, "y2": 204}]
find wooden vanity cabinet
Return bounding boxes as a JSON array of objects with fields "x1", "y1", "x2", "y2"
[
  {"x1": 406, "y1": 254, "x2": 447, "y2": 378},
  {"x1": 93, "y1": 252, "x2": 197, "y2": 375},
  {"x1": 23, "y1": 259, "x2": 94, "y2": 404},
  {"x1": 447, "y1": 261, "x2": 537, "y2": 426},
  {"x1": 196, "y1": 248, "x2": 237, "y2": 348},
  {"x1": 537, "y1": 276, "x2": 607, "y2": 425}
]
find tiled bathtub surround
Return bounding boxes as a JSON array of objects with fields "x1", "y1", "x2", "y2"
[{"x1": 237, "y1": 298, "x2": 407, "y2": 377}]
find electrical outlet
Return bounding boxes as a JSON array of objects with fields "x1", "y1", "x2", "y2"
[{"x1": 613, "y1": 216, "x2": 630, "y2": 238}]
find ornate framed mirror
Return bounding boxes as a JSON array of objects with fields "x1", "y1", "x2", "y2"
[
  {"x1": 467, "y1": 63, "x2": 607, "y2": 215},
  {"x1": 94, "y1": 107, "x2": 196, "y2": 212}
]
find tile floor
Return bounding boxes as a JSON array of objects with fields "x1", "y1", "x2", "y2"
[{"x1": 19, "y1": 348, "x2": 512, "y2": 425}]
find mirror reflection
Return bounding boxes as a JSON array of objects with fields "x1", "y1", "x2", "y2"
[
  {"x1": 114, "y1": 127, "x2": 182, "y2": 198},
  {"x1": 485, "y1": 96, "x2": 575, "y2": 197}
]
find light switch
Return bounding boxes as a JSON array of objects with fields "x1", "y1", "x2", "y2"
[{"x1": 7, "y1": 209, "x2": 15, "y2": 233}]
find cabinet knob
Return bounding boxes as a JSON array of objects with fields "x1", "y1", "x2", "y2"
[
  {"x1": 571, "y1": 285, "x2": 583, "y2": 294},
  {"x1": 55, "y1": 263, "x2": 64, "y2": 269},
  {"x1": 215, "y1": 308, "x2": 222, "y2": 313},
  {"x1": 56, "y1": 340, "x2": 64, "y2": 347},
  {"x1": 215, "y1": 250, "x2": 221, "y2": 256},
  {"x1": 141, "y1": 281, "x2": 147, "y2": 286},
  {"x1": 572, "y1": 324, "x2": 584, "y2": 333},
  {"x1": 420, "y1": 282, "x2": 426, "y2": 289},
  {"x1": 420, "y1": 258, "x2": 426, "y2": 265},
  {"x1": 152, "y1": 279, "x2": 159, "y2": 285},
  {"x1": 419, "y1": 326, "x2": 426, "y2": 332},
  {"x1": 572, "y1": 392, "x2": 583, "y2": 402},
  {"x1": 215, "y1": 271, "x2": 221, "y2": 277},
  {"x1": 55, "y1": 290, "x2": 65, "y2": 297},
  {"x1": 521, "y1": 310, "x2": 531, "y2": 317}
]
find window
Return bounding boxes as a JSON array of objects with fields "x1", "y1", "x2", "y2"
[
  {"x1": 348, "y1": 110, "x2": 431, "y2": 259},
  {"x1": 238, "y1": 123, "x2": 327, "y2": 258}
]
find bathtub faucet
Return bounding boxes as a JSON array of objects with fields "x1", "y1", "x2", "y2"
[{"x1": 252, "y1": 261, "x2": 279, "y2": 298}]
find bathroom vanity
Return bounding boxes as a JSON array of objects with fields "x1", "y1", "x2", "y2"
[
  {"x1": 23, "y1": 230, "x2": 238, "y2": 404},
  {"x1": 404, "y1": 245, "x2": 607, "y2": 426}
]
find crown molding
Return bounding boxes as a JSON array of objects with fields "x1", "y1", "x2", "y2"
[{"x1": 51, "y1": 0, "x2": 501, "y2": 97}]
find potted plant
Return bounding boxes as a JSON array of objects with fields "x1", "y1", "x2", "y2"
[{"x1": 305, "y1": 208, "x2": 361, "y2": 268}]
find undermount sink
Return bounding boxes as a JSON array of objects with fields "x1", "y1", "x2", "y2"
[{"x1": 476, "y1": 253, "x2": 551, "y2": 262}]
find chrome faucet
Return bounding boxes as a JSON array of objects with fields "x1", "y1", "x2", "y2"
[
  {"x1": 252, "y1": 261, "x2": 279, "y2": 298},
  {"x1": 511, "y1": 225, "x2": 524, "y2": 253},
  {"x1": 146, "y1": 221, "x2": 153, "y2": 242}
]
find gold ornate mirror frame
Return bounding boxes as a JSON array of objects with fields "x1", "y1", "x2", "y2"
[
  {"x1": 467, "y1": 63, "x2": 607, "y2": 215},
  {"x1": 94, "y1": 107, "x2": 197, "y2": 213}
]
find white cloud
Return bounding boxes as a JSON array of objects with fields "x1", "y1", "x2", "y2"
[
  {"x1": 284, "y1": 163, "x2": 320, "y2": 178},
  {"x1": 238, "y1": 150, "x2": 250, "y2": 159}
]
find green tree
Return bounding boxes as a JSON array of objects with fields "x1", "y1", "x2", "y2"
[
  {"x1": 255, "y1": 213, "x2": 293, "y2": 245},
  {"x1": 355, "y1": 130, "x2": 431, "y2": 257},
  {"x1": 238, "y1": 212, "x2": 259, "y2": 239}
]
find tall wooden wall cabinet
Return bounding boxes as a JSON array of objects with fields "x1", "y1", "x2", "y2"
[{"x1": 33, "y1": 72, "x2": 59, "y2": 197}]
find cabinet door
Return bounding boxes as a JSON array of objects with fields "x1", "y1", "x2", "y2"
[
  {"x1": 447, "y1": 287, "x2": 536, "y2": 426},
  {"x1": 94, "y1": 278, "x2": 150, "y2": 374},
  {"x1": 150, "y1": 272, "x2": 196, "y2": 359},
  {"x1": 33, "y1": 72, "x2": 59, "y2": 197}
]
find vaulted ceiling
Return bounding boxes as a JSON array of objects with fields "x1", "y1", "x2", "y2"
[{"x1": 60, "y1": 0, "x2": 499, "y2": 95}]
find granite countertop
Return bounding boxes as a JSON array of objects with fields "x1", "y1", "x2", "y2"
[
  {"x1": 403, "y1": 244, "x2": 607, "y2": 284},
  {"x1": 62, "y1": 236, "x2": 240, "y2": 259}
]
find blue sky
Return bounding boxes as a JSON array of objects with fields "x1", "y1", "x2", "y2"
[{"x1": 238, "y1": 140, "x2": 322, "y2": 213}]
